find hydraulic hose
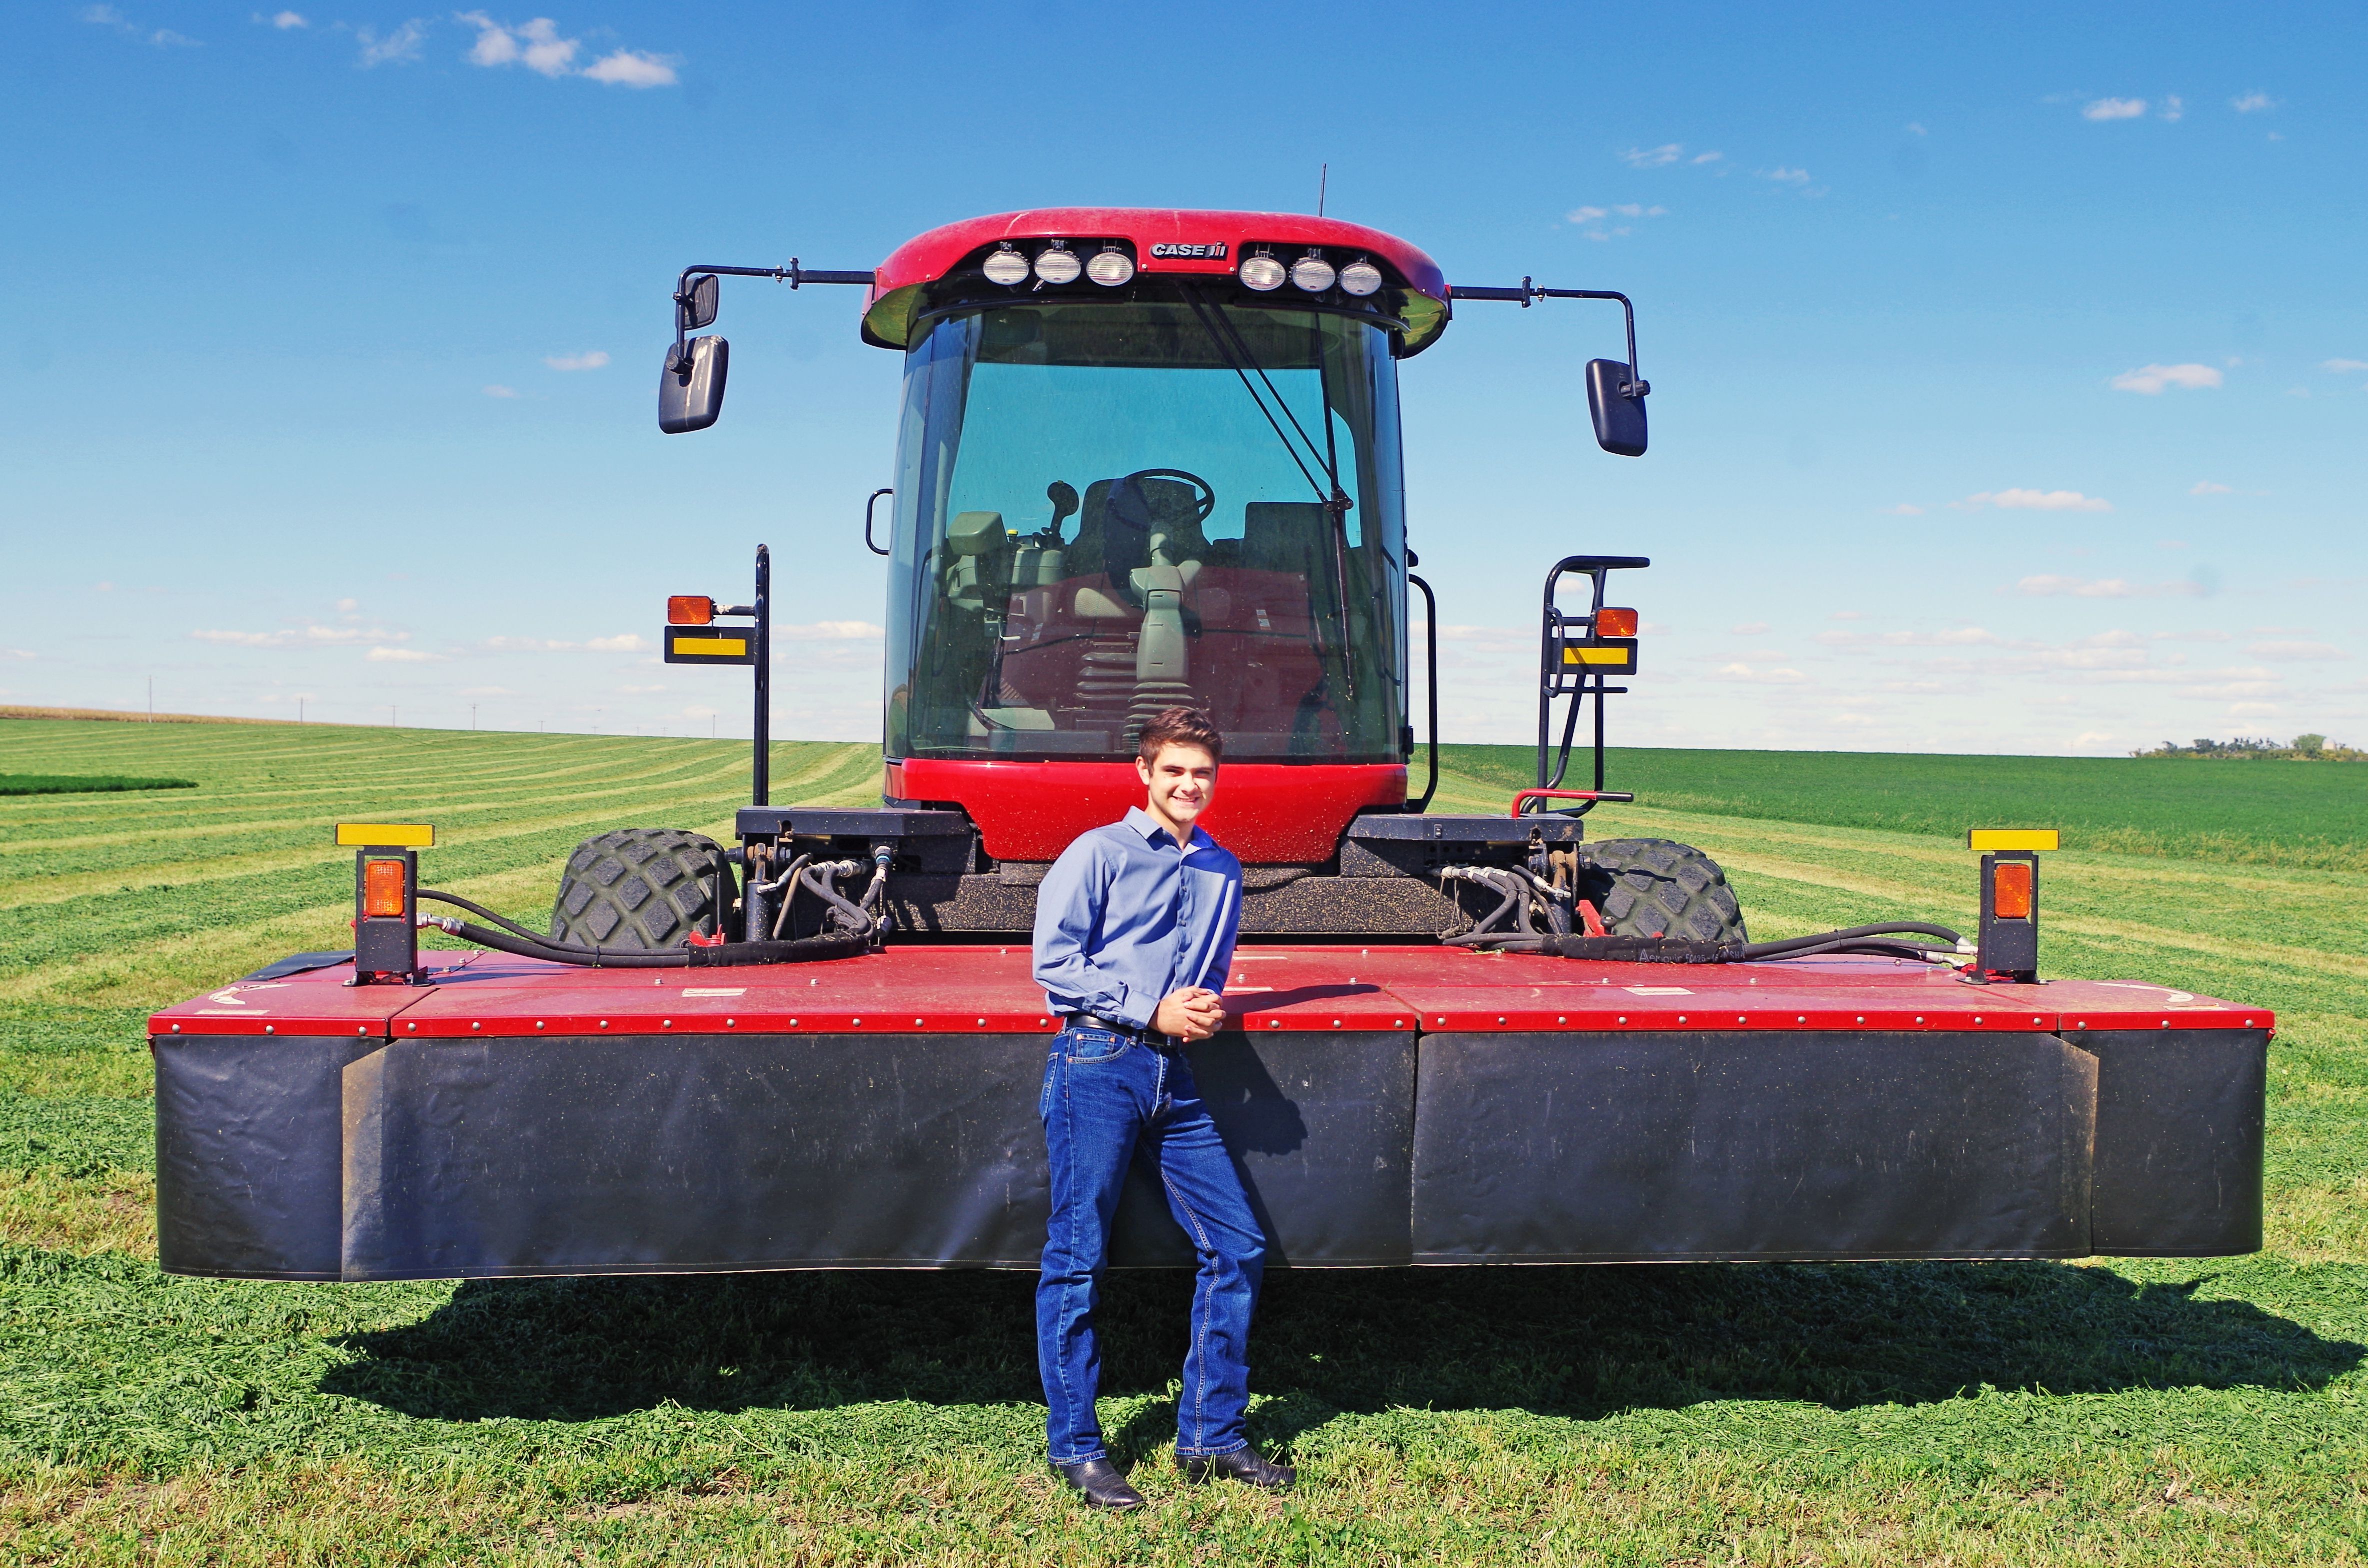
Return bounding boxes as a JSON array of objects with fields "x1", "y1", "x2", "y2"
[
  {"x1": 1458, "y1": 920, "x2": 1966, "y2": 964},
  {"x1": 423, "y1": 915, "x2": 868, "y2": 968},
  {"x1": 802, "y1": 862, "x2": 876, "y2": 936}
]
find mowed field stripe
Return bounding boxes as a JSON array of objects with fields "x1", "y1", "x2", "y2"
[{"x1": 0, "y1": 743, "x2": 875, "y2": 862}]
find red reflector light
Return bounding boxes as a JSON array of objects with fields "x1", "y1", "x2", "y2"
[
  {"x1": 363, "y1": 858, "x2": 407, "y2": 918},
  {"x1": 1993, "y1": 861, "x2": 2033, "y2": 920},
  {"x1": 667, "y1": 596, "x2": 717, "y2": 626},
  {"x1": 1594, "y1": 608, "x2": 1639, "y2": 638}
]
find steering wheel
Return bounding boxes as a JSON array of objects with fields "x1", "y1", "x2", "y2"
[{"x1": 1121, "y1": 468, "x2": 1217, "y2": 524}]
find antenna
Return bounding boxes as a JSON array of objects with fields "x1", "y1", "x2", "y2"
[{"x1": 1317, "y1": 163, "x2": 1328, "y2": 216}]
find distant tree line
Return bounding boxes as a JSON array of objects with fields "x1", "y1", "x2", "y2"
[{"x1": 2134, "y1": 734, "x2": 2363, "y2": 761}]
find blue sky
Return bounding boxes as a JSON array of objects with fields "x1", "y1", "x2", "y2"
[{"x1": 4, "y1": 2, "x2": 2361, "y2": 754}]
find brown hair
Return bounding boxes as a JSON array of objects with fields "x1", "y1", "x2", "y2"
[{"x1": 1137, "y1": 706, "x2": 1223, "y2": 766}]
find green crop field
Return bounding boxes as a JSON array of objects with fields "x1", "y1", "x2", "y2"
[{"x1": 1, "y1": 718, "x2": 2364, "y2": 1564}]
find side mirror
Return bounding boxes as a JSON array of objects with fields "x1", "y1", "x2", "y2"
[
  {"x1": 1585, "y1": 358, "x2": 1649, "y2": 458},
  {"x1": 676, "y1": 274, "x2": 719, "y2": 332},
  {"x1": 658, "y1": 336, "x2": 729, "y2": 434}
]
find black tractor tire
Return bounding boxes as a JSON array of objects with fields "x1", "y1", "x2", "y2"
[
  {"x1": 1577, "y1": 838, "x2": 1749, "y2": 944},
  {"x1": 549, "y1": 828, "x2": 730, "y2": 950}
]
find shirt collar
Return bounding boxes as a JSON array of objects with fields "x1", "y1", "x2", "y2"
[{"x1": 1124, "y1": 806, "x2": 1208, "y2": 853}]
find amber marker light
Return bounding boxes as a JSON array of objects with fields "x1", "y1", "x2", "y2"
[
  {"x1": 362, "y1": 858, "x2": 408, "y2": 918},
  {"x1": 1594, "y1": 608, "x2": 1639, "y2": 638},
  {"x1": 667, "y1": 595, "x2": 717, "y2": 626},
  {"x1": 1992, "y1": 860, "x2": 2034, "y2": 920}
]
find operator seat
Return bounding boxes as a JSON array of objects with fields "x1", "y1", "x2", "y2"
[
  {"x1": 1068, "y1": 476, "x2": 1207, "y2": 584},
  {"x1": 1066, "y1": 474, "x2": 1209, "y2": 742}
]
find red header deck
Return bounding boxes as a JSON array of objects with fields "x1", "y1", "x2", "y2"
[{"x1": 151, "y1": 946, "x2": 2272, "y2": 1040}]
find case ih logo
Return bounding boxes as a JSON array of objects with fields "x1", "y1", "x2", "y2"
[{"x1": 1149, "y1": 242, "x2": 1228, "y2": 259}]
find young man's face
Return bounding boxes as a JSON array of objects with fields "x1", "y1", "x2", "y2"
[{"x1": 1137, "y1": 742, "x2": 1218, "y2": 830}]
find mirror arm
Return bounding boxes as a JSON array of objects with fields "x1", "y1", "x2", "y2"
[
  {"x1": 1448, "y1": 282, "x2": 1646, "y2": 396},
  {"x1": 671, "y1": 260, "x2": 879, "y2": 352}
]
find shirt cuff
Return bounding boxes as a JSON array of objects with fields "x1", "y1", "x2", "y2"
[{"x1": 1110, "y1": 985, "x2": 1155, "y2": 1032}]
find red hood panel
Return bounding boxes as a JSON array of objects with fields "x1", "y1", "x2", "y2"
[{"x1": 893, "y1": 760, "x2": 1406, "y2": 864}]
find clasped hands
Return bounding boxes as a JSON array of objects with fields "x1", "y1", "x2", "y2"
[{"x1": 1151, "y1": 986, "x2": 1226, "y2": 1042}]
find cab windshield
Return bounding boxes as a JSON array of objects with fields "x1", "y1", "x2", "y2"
[{"x1": 883, "y1": 294, "x2": 1407, "y2": 764}]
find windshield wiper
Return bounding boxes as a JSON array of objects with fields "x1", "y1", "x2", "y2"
[{"x1": 1179, "y1": 288, "x2": 1347, "y2": 514}]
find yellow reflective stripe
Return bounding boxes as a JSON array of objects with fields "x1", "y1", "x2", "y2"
[
  {"x1": 1967, "y1": 829, "x2": 2060, "y2": 852},
  {"x1": 673, "y1": 636, "x2": 748, "y2": 656},
  {"x1": 1564, "y1": 646, "x2": 1633, "y2": 666},
  {"x1": 335, "y1": 823, "x2": 434, "y2": 848}
]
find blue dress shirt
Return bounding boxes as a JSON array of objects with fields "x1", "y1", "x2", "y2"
[{"x1": 1033, "y1": 807, "x2": 1244, "y2": 1030}]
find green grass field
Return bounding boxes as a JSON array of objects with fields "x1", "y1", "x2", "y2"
[{"x1": 2, "y1": 718, "x2": 2363, "y2": 1564}]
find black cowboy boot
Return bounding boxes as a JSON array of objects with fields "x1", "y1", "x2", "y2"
[
  {"x1": 1051, "y1": 1457, "x2": 1147, "y2": 1510},
  {"x1": 1178, "y1": 1448, "x2": 1295, "y2": 1490}
]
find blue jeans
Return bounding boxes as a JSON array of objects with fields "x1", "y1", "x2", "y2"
[{"x1": 1037, "y1": 1026, "x2": 1266, "y2": 1464}]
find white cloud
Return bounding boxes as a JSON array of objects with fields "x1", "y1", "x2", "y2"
[
  {"x1": 1904, "y1": 123, "x2": 1927, "y2": 136},
  {"x1": 336, "y1": 596, "x2": 359, "y2": 612},
  {"x1": 192, "y1": 624, "x2": 408, "y2": 648},
  {"x1": 582, "y1": 48, "x2": 677, "y2": 88},
  {"x1": 2110, "y1": 362, "x2": 2222, "y2": 394},
  {"x1": 1962, "y1": 488, "x2": 2112, "y2": 512},
  {"x1": 455, "y1": 15, "x2": 678, "y2": 86},
  {"x1": 543, "y1": 350, "x2": 610, "y2": 372},
  {"x1": 1692, "y1": 150, "x2": 1724, "y2": 164},
  {"x1": 366, "y1": 646, "x2": 443, "y2": 662},
  {"x1": 1730, "y1": 622, "x2": 1771, "y2": 636},
  {"x1": 780, "y1": 621, "x2": 886, "y2": 640},
  {"x1": 356, "y1": 18, "x2": 426, "y2": 66},
  {"x1": 2230, "y1": 93, "x2": 2277, "y2": 114},
  {"x1": 1713, "y1": 662, "x2": 1808, "y2": 684},
  {"x1": 2324, "y1": 359, "x2": 2368, "y2": 374},
  {"x1": 1883, "y1": 503, "x2": 1925, "y2": 516},
  {"x1": 83, "y1": 4, "x2": 199, "y2": 46},
  {"x1": 2189, "y1": 480, "x2": 2233, "y2": 496},
  {"x1": 265, "y1": 10, "x2": 306, "y2": 26},
  {"x1": 2015, "y1": 575, "x2": 2197, "y2": 599},
  {"x1": 1565, "y1": 203, "x2": 1668, "y2": 236},
  {"x1": 1829, "y1": 611, "x2": 1864, "y2": 622},
  {"x1": 482, "y1": 384, "x2": 520, "y2": 398},
  {"x1": 2, "y1": 648, "x2": 34, "y2": 660},
  {"x1": 2160, "y1": 96, "x2": 2184, "y2": 122},
  {"x1": 2247, "y1": 642, "x2": 2349, "y2": 662},
  {"x1": 1620, "y1": 144, "x2": 1684, "y2": 168},
  {"x1": 1764, "y1": 166, "x2": 1811, "y2": 184},
  {"x1": 2082, "y1": 98, "x2": 2148, "y2": 121},
  {"x1": 459, "y1": 13, "x2": 576, "y2": 75},
  {"x1": 480, "y1": 634, "x2": 651, "y2": 652},
  {"x1": 618, "y1": 684, "x2": 666, "y2": 694}
]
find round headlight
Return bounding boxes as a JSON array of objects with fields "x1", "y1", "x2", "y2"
[
  {"x1": 981, "y1": 246, "x2": 1029, "y2": 286},
  {"x1": 1033, "y1": 246, "x2": 1082, "y2": 285},
  {"x1": 1338, "y1": 259, "x2": 1384, "y2": 297},
  {"x1": 1290, "y1": 254, "x2": 1337, "y2": 292},
  {"x1": 1086, "y1": 248, "x2": 1135, "y2": 286},
  {"x1": 1239, "y1": 253, "x2": 1286, "y2": 292}
]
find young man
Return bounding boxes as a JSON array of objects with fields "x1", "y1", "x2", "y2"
[{"x1": 1031, "y1": 706, "x2": 1292, "y2": 1510}]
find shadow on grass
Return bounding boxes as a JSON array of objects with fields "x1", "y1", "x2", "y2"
[{"x1": 321, "y1": 1260, "x2": 2361, "y2": 1447}]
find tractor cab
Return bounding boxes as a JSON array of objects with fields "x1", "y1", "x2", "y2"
[{"x1": 658, "y1": 210, "x2": 1654, "y2": 876}]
